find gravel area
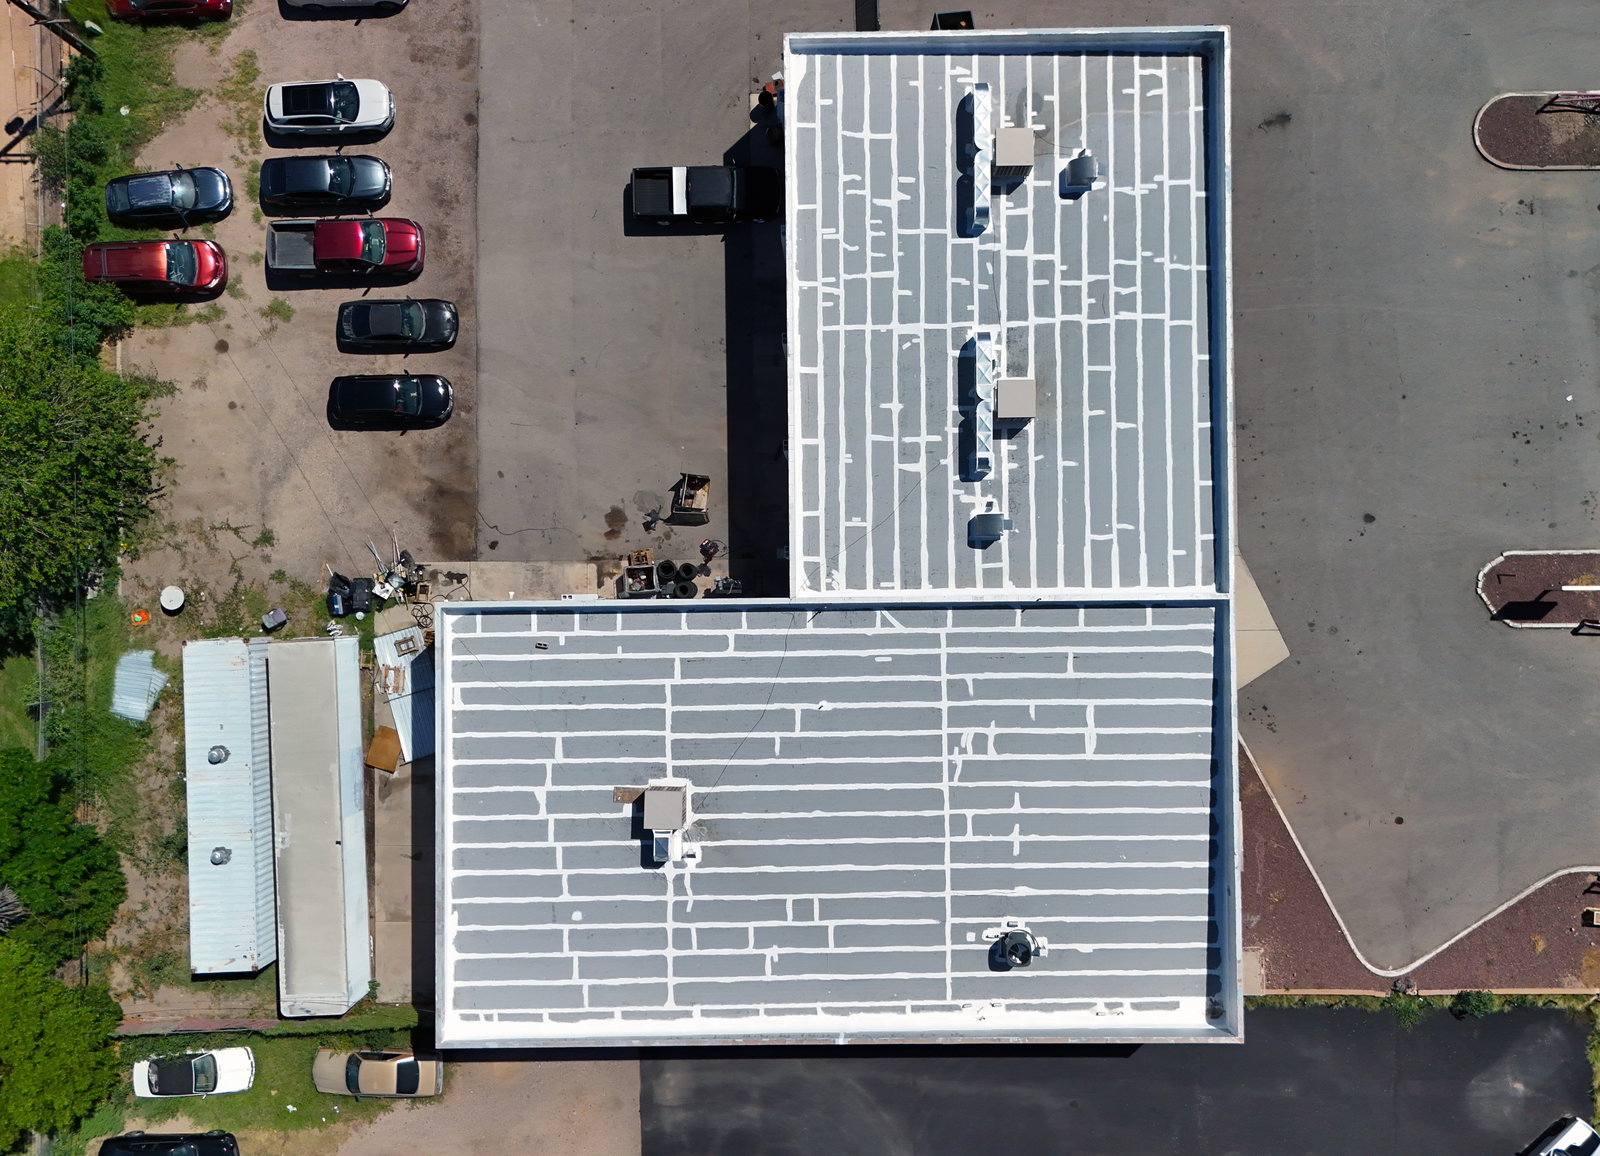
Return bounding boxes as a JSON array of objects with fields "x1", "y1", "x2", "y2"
[
  {"x1": 1478, "y1": 551, "x2": 1600, "y2": 626},
  {"x1": 335, "y1": 1060, "x2": 638, "y2": 1156},
  {"x1": 1476, "y1": 94, "x2": 1600, "y2": 168}
]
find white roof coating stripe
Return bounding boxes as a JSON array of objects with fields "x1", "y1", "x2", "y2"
[
  {"x1": 436, "y1": 600, "x2": 1235, "y2": 1046},
  {"x1": 784, "y1": 29, "x2": 1231, "y2": 596}
]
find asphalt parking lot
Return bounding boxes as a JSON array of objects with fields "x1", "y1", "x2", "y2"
[
  {"x1": 641, "y1": 1008, "x2": 1592, "y2": 1156},
  {"x1": 124, "y1": 0, "x2": 478, "y2": 597}
]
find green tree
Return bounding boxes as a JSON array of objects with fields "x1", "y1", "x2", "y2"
[
  {"x1": 0, "y1": 937, "x2": 121, "y2": 1147},
  {"x1": 0, "y1": 303, "x2": 166, "y2": 640},
  {"x1": 0, "y1": 748, "x2": 126, "y2": 964}
]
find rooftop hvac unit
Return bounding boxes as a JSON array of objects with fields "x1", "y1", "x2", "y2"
[
  {"x1": 961, "y1": 83, "x2": 991, "y2": 237},
  {"x1": 994, "y1": 127, "x2": 1034, "y2": 178},
  {"x1": 995, "y1": 377, "x2": 1036, "y2": 422}
]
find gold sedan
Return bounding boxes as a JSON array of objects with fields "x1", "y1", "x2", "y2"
[{"x1": 311, "y1": 1049, "x2": 444, "y2": 1098}]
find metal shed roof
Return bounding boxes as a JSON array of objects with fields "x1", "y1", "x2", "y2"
[
  {"x1": 183, "y1": 638, "x2": 276, "y2": 974},
  {"x1": 267, "y1": 637, "x2": 371, "y2": 1017},
  {"x1": 784, "y1": 28, "x2": 1233, "y2": 596},
  {"x1": 436, "y1": 600, "x2": 1238, "y2": 1047}
]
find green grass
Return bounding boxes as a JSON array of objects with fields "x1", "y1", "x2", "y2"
[
  {"x1": 0, "y1": 651, "x2": 38, "y2": 752},
  {"x1": 0, "y1": 247, "x2": 37, "y2": 305},
  {"x1": 117, "y1": 1034, "x2": 408, "y2": 1133},
  {"x1": 259, "y1": 297, "x2": 294, "y2": 325}
]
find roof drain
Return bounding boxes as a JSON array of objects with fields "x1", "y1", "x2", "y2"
[{"x1": 960, "y1": 82, "x2": 991, "y2": 236}]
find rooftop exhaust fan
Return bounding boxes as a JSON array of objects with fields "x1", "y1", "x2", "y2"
[
  {"x1": 1060, "y1": 150, "x2": 1100, "y2": 199},
  {"x1": 983, "y1": 919, "x2": 1048, "y2": 970}
]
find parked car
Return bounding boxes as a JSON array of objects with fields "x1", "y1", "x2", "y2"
[
  {"x1": 258, "y1": 154, "x2": 391, "y2": 213},
  {"x1": 311, "y1": 1048, "x2": 444, "y2": 1096},
  {"x1": 133, "y1": 1047, "x2": 255, "y2": 1098},
  {"x1": 104, "y1": 166, "x2": 232, "y2": 227},
  {"x1": 100, "y1": 1134, "x2": 238, "y2": 1156},
  {"x1": 327, "y1": 375, "x2": 453, "y2": 429},
  {"x1": 263, "y1": 78, "x2": 394, "y2": 138},
  {"x1": 107, "y1": 0, "x2": 230, "y2": 19},
  {"x1": 338, "y1": 298, "x2": 457, "y2": 352},
  {"x1": 266, "y1": 218, "x2": 423, "y2": 276},
  {"x1": 282, "y1": 0, "x2": 405, "y2": 11},
  {"x1": 1518, "y1": 1117, "x2": 1600, "y2": 1156},
  {"x1": 629, "y1": 164, "x2": 781, "y2": 222},
  {"x1": 81, "y1": 239, "x2": 228, "y2": 293}
]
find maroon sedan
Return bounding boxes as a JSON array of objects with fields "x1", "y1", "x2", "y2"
[
  {"x1": 82, "y1": 239, "x2": 228, "y2": 293},
  {"x1": 108, "y1": 0, "x2": 230, "y2": 18}
]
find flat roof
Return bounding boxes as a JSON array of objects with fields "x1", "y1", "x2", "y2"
[
  {"x1": 784, "y1": 28, "x2": 1232, "y2": 596},
  {"x1": 436, "y1": 601, "x2": 1236, "y2": 1046},
  {"x1": 267, "y1": 637, "x2": 371, "y2": 1017}
]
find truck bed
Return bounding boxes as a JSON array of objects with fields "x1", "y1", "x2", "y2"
[
  {"x1": 631, "y1": 168, "x2": 675, "y2": 217},
  {"x1": 266, "y1": 221, "x2": 317, "y2": 270}
]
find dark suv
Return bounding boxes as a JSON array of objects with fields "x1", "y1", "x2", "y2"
[{"x1": 101, "y1": 1133, "x2": 239, "y2": 1156}]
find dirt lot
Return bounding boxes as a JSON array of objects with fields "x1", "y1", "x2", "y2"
[{"x1": 121, "y1": 0, "x2": 478, "y2": 603}]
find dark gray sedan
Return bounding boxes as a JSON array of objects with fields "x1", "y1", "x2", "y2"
[
  {"x1": 259, "y1": 154, "x2": 391, "y2": 212},
  {"x1": 338, "y1": 298, "x2": 457, "y2": 352},
  {"x1": 105, "y1": 166, "x2": 232, "y2": 226},
  {"x1": 328, "y1": 374, "x2": 453, "y2": 429}
]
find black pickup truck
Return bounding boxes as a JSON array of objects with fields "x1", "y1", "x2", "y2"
[{"x1": 630, "y1": 165, "x2": 780, "y2": 222}]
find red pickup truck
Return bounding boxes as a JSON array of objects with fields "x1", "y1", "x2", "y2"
[{"x1": 265, "y1": 218, "x2": 423, "y2": 276}]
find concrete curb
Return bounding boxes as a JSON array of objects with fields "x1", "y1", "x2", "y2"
[{"x1": 1474, "y1": 92, "x2": 1600, "y2": 170}]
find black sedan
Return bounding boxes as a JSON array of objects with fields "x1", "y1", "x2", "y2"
[
  {"x1": 105, "y1": 166, "x2": 232, "y2": 226},
  {"x1": 338, "y1": 298, "x2": 457, "y2": 352},
  {"x1": 259, "y1": 154, "x2": 391, "y2": 213},
  {"x1": 328, "y1": 374, "x2": 453, "y2": 428}
]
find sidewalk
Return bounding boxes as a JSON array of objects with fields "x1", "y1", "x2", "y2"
[
  {"x1": 368, "y1": 561, "x2": 596, "y2": 1007},
  {"x1": 0, "y1": 0, "x2": 63, "y2": 250}
]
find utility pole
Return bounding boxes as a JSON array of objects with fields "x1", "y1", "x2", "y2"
[{"x1": 5, "y1": 0, "x2": 95, "y2": 59}]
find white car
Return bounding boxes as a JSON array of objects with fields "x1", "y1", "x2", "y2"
[
  {"x1": 132, "y1": 1047, "x2": 255, "y2": 1098},
  {"x1": 264, "y1": 77, "x2": 393, "y2": 137},
  {"x1": 1519, "y1": 1117, "x2": 1600, "y2": 1156}
]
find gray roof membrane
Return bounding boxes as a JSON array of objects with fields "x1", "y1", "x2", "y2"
[
  {"x1": 438, "y1": 602, "x2": 1232, "y2": 1045},
  {"x1": 787, "y1": 37, "x2": 1221, "y2": 595}
]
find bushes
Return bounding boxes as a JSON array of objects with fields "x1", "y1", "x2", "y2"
[
  {"x1": 0, "y1": 937, "x2": 122, "y2": 1149},
  {"x1": 0, "y1": 305, "x2": 168, "y2": 639},
  {"x1": 0, "y1": 747, "x2": 127, "y2": 965}
]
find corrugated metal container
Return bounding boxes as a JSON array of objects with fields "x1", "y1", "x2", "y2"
[
  {"x1": 183, "y1": 638, "x2": 276, "y2": 974},
  {"x1": 374, "y1": 626, "x2": 435, "y2": 763},
  {"x1": 111, "y1": 650, "x2": 169, "y2": 722}
]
